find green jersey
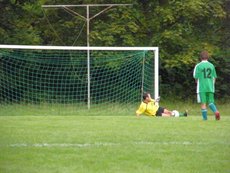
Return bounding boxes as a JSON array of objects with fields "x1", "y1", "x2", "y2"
[{"x1": 193, "y1": 60, "x2": 217, "y2": 93}]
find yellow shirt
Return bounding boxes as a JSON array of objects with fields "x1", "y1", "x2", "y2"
[{"x1": 136, "y1": 99, "x2": 159, "y2": 116}]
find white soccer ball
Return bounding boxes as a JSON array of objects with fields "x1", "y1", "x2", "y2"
[{"x1": 172, "y1": 110, "x2": 180, "y2": 117}]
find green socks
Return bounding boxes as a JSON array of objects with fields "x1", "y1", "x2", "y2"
[
  {"x1": 209, "y1": 103, "x2": 217, "y2": 113},
  {"x1": 201, "y1": 109, "x2": 207, "y2": 120}
]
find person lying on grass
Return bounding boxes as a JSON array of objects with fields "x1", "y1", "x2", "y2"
[{"x1": 136, "y1": 92, "x2": 188, "y2": 117}]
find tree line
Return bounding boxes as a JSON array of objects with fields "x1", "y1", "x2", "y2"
[{"x1": 0, "y1": 0, "x2": 229, "y2": 101}]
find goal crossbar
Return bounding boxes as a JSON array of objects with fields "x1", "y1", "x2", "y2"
[{"x1": 0, "y1": 45, "x2": 158, "y2": 51}]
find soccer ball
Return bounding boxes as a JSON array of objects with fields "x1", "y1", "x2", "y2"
[{"x1": 172, "y1": 110, "x2": 180, "y2": 117}]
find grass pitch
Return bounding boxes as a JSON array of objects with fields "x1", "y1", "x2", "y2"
[{"x1": 0, "y1": 115, "x2": 229, "y2": 173}]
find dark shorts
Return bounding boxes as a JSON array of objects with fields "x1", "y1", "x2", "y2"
[{"x1": 156, "y1": 107, "x2": 165, "y2": 116}]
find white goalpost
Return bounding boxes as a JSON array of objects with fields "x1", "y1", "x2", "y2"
[{"x1": 0, "y1": 45, "x2": 159, "y2": 115}]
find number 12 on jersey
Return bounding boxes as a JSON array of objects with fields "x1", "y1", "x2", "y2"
[{"x1": 202, "y1": 68, "x2": 211, "y2": 78}]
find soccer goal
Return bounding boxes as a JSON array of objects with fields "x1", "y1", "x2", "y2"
[{"x1": 0, "y1": 45, "x2": 159, "y2": 115}]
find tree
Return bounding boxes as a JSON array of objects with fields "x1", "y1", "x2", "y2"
[
  {"x1": 0, "y1": 0, "x2": 42, "y2": 44},
  {"x1": 0, "y1": 0, "x2": 229, "y2": 99}
]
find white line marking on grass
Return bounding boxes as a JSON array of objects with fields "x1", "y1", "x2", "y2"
[
  {"x1": 133, "y1": 141, "x2": 218, "y2": 145},
  {"x1": 9, "y1": 142, "x2": 120, "y2": 148},
  {"x1": 7, "y1": 141, "x2": 215, "y2": 148}
]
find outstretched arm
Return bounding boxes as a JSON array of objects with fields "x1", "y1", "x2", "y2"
[{"x1": 136, "y1": 106, "x2": 144, "y2": 117}]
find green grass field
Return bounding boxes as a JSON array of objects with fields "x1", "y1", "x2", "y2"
[{"x1": 0, "y1": 106, "x2": 230, "y2": 173}]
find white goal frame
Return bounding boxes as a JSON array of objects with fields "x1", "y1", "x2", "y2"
[{"x1": 0, "y1": 45, "x2": 159, "y2": 109}]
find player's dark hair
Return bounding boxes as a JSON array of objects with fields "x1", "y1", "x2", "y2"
[{"x1": 143, "y1": 92, "x2": 150, "y2": 100}]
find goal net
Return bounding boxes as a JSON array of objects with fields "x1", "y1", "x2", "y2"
[{"x1": 0, "y1": 45, "x2": 159, "y2": 115}]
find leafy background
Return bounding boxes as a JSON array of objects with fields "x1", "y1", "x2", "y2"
[{"x1": 0, "y1": 0, "x2": 229, "y2": 101}]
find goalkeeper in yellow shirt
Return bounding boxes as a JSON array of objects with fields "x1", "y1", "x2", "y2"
[{"x1": 136, "y1": 92, "x2": 188, "y2": 117}]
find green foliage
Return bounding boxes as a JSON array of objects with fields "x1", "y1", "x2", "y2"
[
  {"x1": 0, "y1": 0, "x2": 42, "y2": 44},
  {"x1": 211, "y1": 50, "x2": 230, "y2": 100},
  {"x1": 0, "y1": 0, "x2": 229, "y2": 99}
]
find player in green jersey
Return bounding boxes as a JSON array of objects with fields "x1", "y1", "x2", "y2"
[{"x1": 193, "y1": 51, "x2": 220, "y2": 120}]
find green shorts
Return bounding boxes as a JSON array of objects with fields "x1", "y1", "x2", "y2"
[{"x1": 197, "y1": 92, "x2": 215, "y2": 104}]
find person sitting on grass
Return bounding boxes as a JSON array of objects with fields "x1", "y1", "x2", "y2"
[{"x1": 136, "y1": 92, "x2": 188, "y2": 117}]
